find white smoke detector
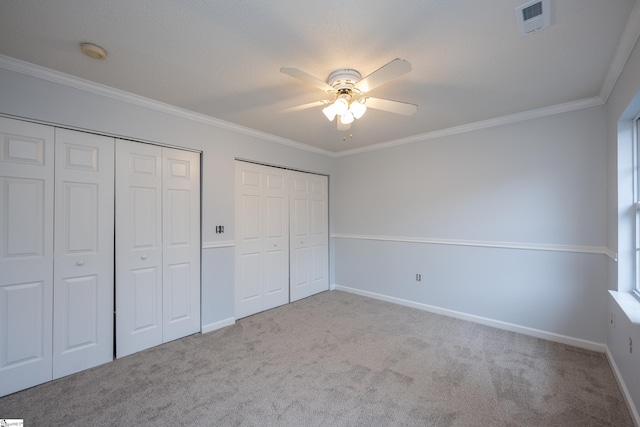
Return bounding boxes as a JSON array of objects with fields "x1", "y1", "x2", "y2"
[{"x1": 515, "y1": 0, "x2": 551, "y2": 37}]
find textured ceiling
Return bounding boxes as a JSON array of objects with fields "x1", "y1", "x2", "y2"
[{"x1": 0, "y1": 0, "x2": 637, "y2": 152}]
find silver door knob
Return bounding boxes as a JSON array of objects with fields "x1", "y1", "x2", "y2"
[
  {"x1": 141, "y1": 255, "x2": 148, "y2": 260},
  {"x1": 76, "y1": 260, "x2": 85, "y2": 266}
]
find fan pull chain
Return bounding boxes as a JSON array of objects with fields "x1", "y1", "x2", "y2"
[{"x1": 342, "y1": 133, "x2": 353, "y2": 141}]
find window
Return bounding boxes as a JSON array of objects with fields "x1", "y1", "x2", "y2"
[{"x1": 634, "y1": 116, "x2": 640, "y2": 296}]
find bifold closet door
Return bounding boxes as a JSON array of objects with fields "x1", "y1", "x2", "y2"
[
  {"x1": 235, "y1": 161, "x2": 289, "y2": 319},
  {"x1": 116, "y1": 141, "x2": 200, "y2": 358},
  {"x1": 161, "y1": 147, "x2": 201, "y2": 343},
  {"x1": 116, "y1": 141, "x2": 162, "y2": 358},
  {"x1": 290, "y1": 172, "x2": 329, "y2": 302},
  {"x1": 0, "y1": 118, "x2": 54, "y2": 397},
  {"x1": 52, "y1": 128, "x2": 114, "y2": 379},
  {"x1": 235, "y1": 162, "x2": 328, "y2": 318}
]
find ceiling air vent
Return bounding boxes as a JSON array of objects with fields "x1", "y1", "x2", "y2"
[{"x1": 515, "y1": 0, "x2": 551, "y2": 37}]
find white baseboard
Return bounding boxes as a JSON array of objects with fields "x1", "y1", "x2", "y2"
[
  {"x1": 201, "y1": 317, "x2": 235, "y2": 334},
  {"x1": 332, "y1": 285, "x2": 606, "y2": 353},
  {"x1": 606, "y1": 347, "x2": 640, "y2": 426}
]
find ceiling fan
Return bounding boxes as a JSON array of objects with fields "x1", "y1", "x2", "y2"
[{"x1": 280, "y1": 58, "x2": 418, "y2": 131}]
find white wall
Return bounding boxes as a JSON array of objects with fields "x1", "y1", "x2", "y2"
[
  {"x1": 334, "y1": 105, "x2": 609, "y2": 345},
  {"x1": 0, "y1": 65, "x2": 337, "y2": 329},
  {"x1": 606, "y1": 35, "x2": 640, "y2": 417}
]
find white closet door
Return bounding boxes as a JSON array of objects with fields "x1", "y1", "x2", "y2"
[
  {"x1": 161, "y1": 147, "x2": 200, "y2": 342},
  {"x1": 235, "y1": 162, "x2": 289, "y2": 319},
  {"x1": 116, "y1": 140, "x2": 163, "y2": 358},
  {"x1": 53, "y1": 129, "x2": 114, "y2": 379},
  {"x1": 290, "y1": 172, "x2": 329, "y2": 302},
  {"x1": 0, "y1": 117, "x2": 54, "y2": 397}
]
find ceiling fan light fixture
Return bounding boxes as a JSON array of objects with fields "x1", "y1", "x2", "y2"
[
  {"x1": 280, "y1": 59, "x2": 416, "y2": 134},
  {"x1": 322, "y1": 104, "x2": 337, "y2": 121},
  {"x1": 333, "y1": 97, "x2": 349, "y2": 115},
  {"x1": 350, "y1": 100, "x2": 367, "y2": 119},
  {"x1": 340, "y1": 111, "x2": 354, "y2": 125}
]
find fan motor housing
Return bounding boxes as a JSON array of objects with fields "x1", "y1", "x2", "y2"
[{"x1": 327, "y1": 69, "x2": 361, "y2": 91}]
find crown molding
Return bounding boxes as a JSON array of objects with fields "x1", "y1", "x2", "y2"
[
  {"x1": 0, "y1": 54, "x2": 334, "y2": 157},
  {"x1": 0, "y1": 54, "x2": 612, "y2": 159},
  {"x1": 599, "y1": 0, "x2": 640, "y2": 102},
  {"x1": 334, "y1": 96, "x2": 605, "y2": 157}
]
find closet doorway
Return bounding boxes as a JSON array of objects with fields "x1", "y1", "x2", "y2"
[
  {"x1": 0, "y1": 117, "x2": 202, "y2": 396},
  {"x1": 0, "y1": 119, "x2": 116, "y2": 396},
  {"x1": 235, "y1": 161, "x2": 329, "y2": 319},
  {"x1": 115, "y1": 140, "x2": 201, "y2": 358}
]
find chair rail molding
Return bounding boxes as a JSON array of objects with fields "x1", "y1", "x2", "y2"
[{"x1": 332, "y1": 233, "x2": 611, "y2": 257}]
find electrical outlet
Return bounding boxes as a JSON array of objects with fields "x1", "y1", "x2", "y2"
[
  {"x1": 416, "y1": 274, "x2": 421, "y2": 282},
  {"x1": 611, "y1": 312, "x2": 616, "y2": 328}
]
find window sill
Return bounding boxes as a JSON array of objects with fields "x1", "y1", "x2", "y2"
[{"x1": 609, "y1": 290, "x2": 640, "y2": 325}]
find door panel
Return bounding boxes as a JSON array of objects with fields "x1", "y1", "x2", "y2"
[
  {"x1": 1, "y1": 281, "x2": 45, "y2": 364},
  {"x1": 261, "y1": 168, "x2": 288, "y2": 310},
  {"x1": 64, "y1": 183, "x2": 98, "y2": 253},
  {"x1": 235, "y1": 162, "x2": 289, "y2": 319},
  {"x1": 53, "y1": 129, "x2": 114, "y2": 379},
  {"x1": 308, "y1": 174, "x2": 329, "y2": 295},
  {"x1": 161, "y1": 147, "x2": 200, "y2": 343},
  {"x1": 3, "y1": 177, "x2": 44, "y2": 257},
  {"x1": 290, "y1": 175, "x2": 311, "y2": 300},
  {"x1": 289, "y1": 172, "x2": 328, "y2": 302},
  {"x1": 242, "y1": 195, "x2": 261, "y2": 239},
  {"x1": 166, "y1": 190, "x2": 189, "y2": 245},
  {"x1": 131, "y1": 267, "x2": 159, "y2": 331},
  {"x1": 166, "y1": 263, "x2": 190, "y2": 322},
  {"x1": 265, "y1": 250, "x2": 285, "y2": 294},
  {"x1": 293, "y1": 198, "x2": 308, "y2": 237},
  {"x1": 240, "y1": 252, "x2": 261, "y2": 300},
  {"x1": 59, "y1": 275, "x2": 98, "y2": 350},
  {"x1": 116, "y1": 140, "x2": 163, "y2": 358},
  {"x1": 312, "y1": 199, "x2": 325, "y2": 235},
  {"x1": 0, "y1": 117, "x2": 54, "y2": 397},
  {"x1": 131, "y1": 187, "x2": 159, "y2": 248},
  {"x1": 266, "y1": 197, "x2": 284, "y2": 237},
  {"x1": 293, "y1": 247, "x2": 309, "y2": 286},
  {"x1": 312, "y1": 245, "x2": 326, "y2": 281}
]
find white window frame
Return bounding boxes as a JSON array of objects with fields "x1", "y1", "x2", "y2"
[{"x1": 634, "y1": 115, "x2": 640, "y2": 297}]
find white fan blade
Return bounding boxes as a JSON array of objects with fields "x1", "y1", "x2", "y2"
[
  {"x1": 364, "y1": 97, "x2": 418, "y2": 116},
  {"x1": 280, "y1": 66, "x2": 334, "y2": 93},
  {"x1": 354, "y1": 59, "x2": 412, "y2": 94},
  {"x1": 279, "y1": 100, "x2": 330, "y2": 114},
  {"x1": 337, "y1": 120, "x2": 351, "y2": 131}
]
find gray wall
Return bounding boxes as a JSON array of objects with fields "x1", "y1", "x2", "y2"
[
  {"x1": 0, "y1": 65, "x2": 337, "y2": 329},
  {"x1": 333, "y1": 106, "x2": 609, "y2": 345}
]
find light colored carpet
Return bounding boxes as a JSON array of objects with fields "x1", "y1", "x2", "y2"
[{"x1": 0, "y1": 290, "x2": 633, "y2": 426}]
